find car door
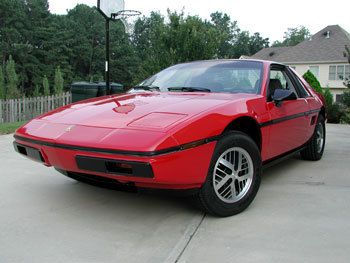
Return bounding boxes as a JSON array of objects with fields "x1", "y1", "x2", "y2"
[{"x1": 265, "y1": 65, "x2": 311, "y2": 159}]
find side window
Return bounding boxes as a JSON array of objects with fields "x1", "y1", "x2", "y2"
[
  {"x1": 291, "y1": 74, "x2": 311, "y2": 97},
  {"x1": 268, "y1": 68, "x2": 299, "y2": 100}
]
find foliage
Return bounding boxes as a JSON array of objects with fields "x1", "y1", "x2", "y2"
[
  {"x1": 340, "y1": 109, "x2": 350, "y2": 124},
  {"x1": 32, "y1": 85, "x2": 41, "y2": 97},
  {"x1": 302, "y1": 70, "x2": 344, "y2": 122},
  {"x1": 343, "y1": 45, "x2": 350, "y2": 88},
  {"x1": 5, "y1": 55, "x2": 20, "y2": 99},
  {"x1": 0, "y1": 2, "x2": 273, "y2": 92},
  {"x1": 303, "y1": 70, "x2": 322, "y2": 93},
  {"x1": 42, "y1": 75, "x2": 50, "y2": 96},
  {"x1": 327, "y1": 103, "x2": 345, "y2": 124},
  {"x1": 343, "y1": 90, "x2": 350, "y2": 107},
  {"x1": 339, "y1": 45, "x2": 350, "y2": 124},
  {"x1": 54, "y1": 66, "x2": 64, "y2": 94},
  {"x1": 272, "y1": 26, "x2": 311, "y2": 47},
  {"x1": 323, "y1": 88, "x2": 334, "y2": 109},
  {"x1": 0, "y1": 121, "x2": 26, "y2": 135},
  {"x1": 0, "y1": 66, "x2": 4, "y2": 99}
]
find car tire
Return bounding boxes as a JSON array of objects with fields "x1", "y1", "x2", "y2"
[
  {"x1": 194, "y1": 131, "x2": 261, "y2": 217},
  {"x1": 300, "y1": 115, "x2": 325, "y2": 161}
]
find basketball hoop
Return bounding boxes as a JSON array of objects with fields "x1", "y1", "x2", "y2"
[
  {"x1": 111, "y1": 10, "x2": 141, "y2": 20},
  {"x1": 97, "y1": 0, "x2": 141, "y2": 94},
  {"x1": 112, "y1": 10, "x2": 141, "y2": 35}
]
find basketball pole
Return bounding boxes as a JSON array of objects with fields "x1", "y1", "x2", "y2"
[
  {"x1": 97, "y1": 0, "x2": 111, "y2": 95},
  {"x1": 105, "y1": 19, "x2": 110, "y2": 95},
  {"x1": 97, "y1": 1, "x2": 140, "y2": 96}
]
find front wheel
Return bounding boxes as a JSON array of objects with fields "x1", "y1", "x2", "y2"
[
  {"x1": 300, "y1": 115, "x2": 326, "y2": 161},
  {"x1": 194, "y1": 131, "x2": 261, "y2": 217}
]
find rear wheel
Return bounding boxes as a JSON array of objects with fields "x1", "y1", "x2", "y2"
[
  {"x1": 300, "y1": 115, "x2": 325, "y2": 161},
  {"x1": 194, "y1": 131, "x2": 261, "y2": 217}
]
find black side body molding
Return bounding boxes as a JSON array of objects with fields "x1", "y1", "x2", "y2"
[{"x1": 260, "y1": 108, "x2": 321, "y2": 128}]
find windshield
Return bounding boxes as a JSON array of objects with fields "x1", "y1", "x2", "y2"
[{"x1": 136, "y1": 60, "x2": 263, "y2": 94}]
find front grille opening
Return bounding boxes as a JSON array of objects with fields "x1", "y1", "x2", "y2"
[
  {"x1": 17, "y1": 145, "x2": 27, "y2": 156},
  {"x1": 105, "y1": 161, "x2": 133, "y2": 175}
]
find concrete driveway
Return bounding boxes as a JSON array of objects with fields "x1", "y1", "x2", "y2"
[{"x1": 1, "y1": 124, "x2": 349, "y2": 263}]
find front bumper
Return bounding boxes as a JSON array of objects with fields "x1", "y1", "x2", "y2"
[{"x1": 13, "y1": 137, "x2": 216, "y2": 189}]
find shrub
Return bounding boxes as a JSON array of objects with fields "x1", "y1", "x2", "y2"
[
  {"x1": 323, "y1": 88, "x2": 333, "y2": 108},
  {"x1": 0, "y1": 66, "x2": 4, "y2": 99},
  {"x1": 5, "y1": 55, "x2": 20, "y2": 99},
  {"x1": 303, "y1": 70, "x2": 322, "y2": 94},
  {"x1": 327, "y1": 103, "x2": 345, "y2": 123},
  {"x1": 43, "y1": 76, "x2": 50, "y2": 96},
  {"x1": 342, "y1": 90, "x2": 350, "y2": 107},
  {"x1": 54, "y1": 66, "x2": 64, "y2": 95},
  {"x1": 340, "y1": 111, "x2": 350, "y2": 124},
  {"x1": 32, "y1": 85, "x2": 41, "y2": 97}
]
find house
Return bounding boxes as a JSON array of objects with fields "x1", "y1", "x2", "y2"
[{"x1": 250, "y1": 25, "x2": 350, "y2": 102}]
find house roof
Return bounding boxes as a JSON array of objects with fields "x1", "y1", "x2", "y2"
[{"x1": 251, "y1": 25, "x2": 350, "y2": 63}]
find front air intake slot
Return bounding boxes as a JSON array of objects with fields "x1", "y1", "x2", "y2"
[
  {"x1": 105, "y1": 161, "x2": 133, "y2": 174},
  {"x1": 13, "y1": 142, "x2": 44, "y2": 163},
  {"x1": 75, "y1": 155, "x2": 154, "y2": 178}
]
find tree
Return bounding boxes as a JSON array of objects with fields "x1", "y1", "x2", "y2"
[
  {"x1": 54, "y1": 66, "x2": 64, "y2": 94},
  {"x1": 272, "y1": 26, "x2": 311, "y2": 47},
  {"x1": 343, "y1": 45, "x2": 350, "y2": 88},
  {"x1": 210, "y1": 12, "x2": 238, "y2": 58},
  {"x1": 248, "y1": 32, "x2": 269, "y2": 55},
  {"x1": 42, "y1": 75, "x2": 50, "y2": 96},
  {"x1": 341, "y1": 45, "x2": 350, "y2": 122},
  {"x1": 5, "y1": 55, "x2": 20, "y2": 99},
  {"x1": 323, "y1": 88, "x2": 334, "y2": 109},
  {"x1": 32, "y1": 84, "x2": 41, "y2": 97},
  {"x1": 0, "y1": 65, "x2": 4, "y2": 99},
  {"x1": 303, "y1": 70, "x2": 322, "y2": 94}
]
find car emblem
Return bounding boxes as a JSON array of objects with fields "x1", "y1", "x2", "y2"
[{"x1": 65, "y1": 125, "x2": 74, "y2": 132}]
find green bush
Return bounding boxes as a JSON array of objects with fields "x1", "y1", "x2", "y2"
[
  {"x1": 303, "y1": 70, "x2": 323, "y2": 94},
  {"x1": 342, "y1": 90, "x2": 350, "y2": 107},
  {"x1": 323, "y1": 88, "x2": 333, "y2": 108},
  {"x1": 327, "y1": 103, "x2": 345, "y2": 123},
  {"x1": 340, "y1": 111, "x2": 350, "y2": 124}
]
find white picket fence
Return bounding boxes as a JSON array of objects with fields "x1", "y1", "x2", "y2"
[{"x1": 0, "y1": 92, "x2": 72, "y2": 124}]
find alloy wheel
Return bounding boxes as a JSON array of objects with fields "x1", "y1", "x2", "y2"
[{"x1": 213, "y1": 147, "x2": 254, "y2": 203}]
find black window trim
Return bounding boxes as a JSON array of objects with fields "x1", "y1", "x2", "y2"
[
  {"x1": 267, "y1": 64, "x2": 310, "y2": 101},
  {"x1": 285, "y1": 66, "x2": 311, "y2": 98}
]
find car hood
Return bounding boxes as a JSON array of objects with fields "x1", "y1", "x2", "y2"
[
  {"x1": 38, "y1": 92, "x2": 250, "y2": 131},
  {"x1": 16, "y1": 92, "x2": 255, "y2": 151}
]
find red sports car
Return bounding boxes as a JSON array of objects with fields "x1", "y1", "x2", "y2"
[{"x1": 13, "y1": 59, "x2": 325, "y2": 217}]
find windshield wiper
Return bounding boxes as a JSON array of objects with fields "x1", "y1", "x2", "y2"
[
  {"x1": 132, "y1": 85, "x2": 160, "y2": 91},
  {"x1": 167, "y1": 87, "x2": 211, "y2": 92}
]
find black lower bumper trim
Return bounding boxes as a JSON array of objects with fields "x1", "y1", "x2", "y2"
[
  {"x1": 13, "y1": 142, "x2": 44, "y2": 163},
  {"x1": 75, "y1": 155, "x2": 154, "y2": 178}
]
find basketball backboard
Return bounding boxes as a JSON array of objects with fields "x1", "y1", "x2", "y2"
[{"x1": 97, "y1": 0, "x2": 125, "y2": 19}]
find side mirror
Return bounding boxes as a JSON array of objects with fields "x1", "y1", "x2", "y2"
[{"x1": 272, "y1": 89, "x2": 297, "y2": 107}]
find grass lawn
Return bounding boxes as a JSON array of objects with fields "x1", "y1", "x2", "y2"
[{"x1": 0, "y1": 121, "x2": 26, "y2": 135}]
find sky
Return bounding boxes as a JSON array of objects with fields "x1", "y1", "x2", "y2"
[{"x1": 48, "y1": 0, "x2": 350, "y2": 43}]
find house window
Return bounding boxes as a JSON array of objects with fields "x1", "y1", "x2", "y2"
[
  {"x1": 337, "y1": 65, "x2": 345, "y2": 80},
  {"x1": 336, "y1": 94, "x2": 343, "y2": 103},
  {"x1": 309, "y1": 66, "x2": 319, "y2": 78},
  {"x1": 329, "y1": 65, "x2": 350, "y2": 80},
  {"x1": 346, "y1": 65, "x2": 350, "y2": 79},
  {"x1": 329, "y1": 66, "x2": 336, "y2": 80}
]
